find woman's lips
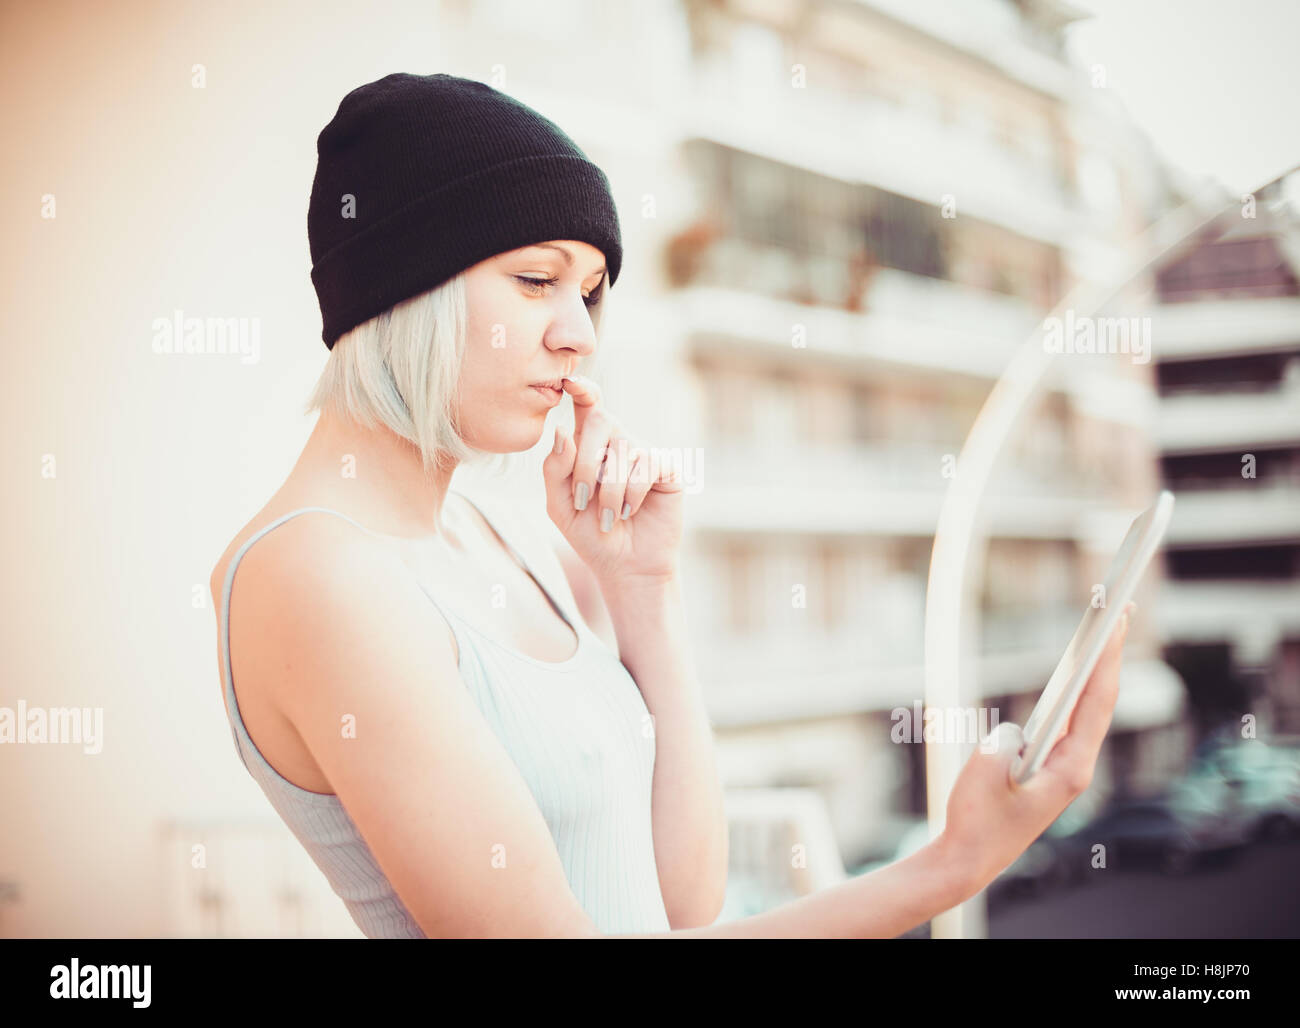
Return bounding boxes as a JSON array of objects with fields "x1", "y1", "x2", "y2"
[{"x1": 530, "y1": 384, "x2": 563, "y2": 406}]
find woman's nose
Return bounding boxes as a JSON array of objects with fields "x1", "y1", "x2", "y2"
[{"x1": 544, "y1": 300, "x2": 598, "y2": 356}]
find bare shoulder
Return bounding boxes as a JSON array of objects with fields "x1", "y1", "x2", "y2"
[
  {"x1": 209, "y1": 507, "x2": 399, "y2": 627},
  {"x1": 210, "y1": 507, "x2": 453, "y2": 720}
]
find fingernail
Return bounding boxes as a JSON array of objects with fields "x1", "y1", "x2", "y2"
[
  {"x1": 600, "y1": 507, "x2": 613, "y2": 533},
  {"x1": 621, "y1": 502, "x2": 631, "y2": 520},
  {"x1": 554, "y1": 431, "x2": 565, "y2": 455},
  {"x1": 575, "y1": 481, "x2": 589, "y2": 511}
]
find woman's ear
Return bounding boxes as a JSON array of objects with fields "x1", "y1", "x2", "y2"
[{"x1": 588, "y1": 269, "x2": 608, "y2": 336}]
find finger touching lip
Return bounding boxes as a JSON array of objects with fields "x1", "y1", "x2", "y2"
[{"x1": 561, "y1": 375, "x2": 598, "y2": 402}]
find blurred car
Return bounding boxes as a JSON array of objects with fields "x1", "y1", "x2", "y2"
[
  {"x1": 1047, "y1": 793, "x2": 1247, "y2": 879},
  {"x1": 1183, "y1": 738, "x2": 1300, "y2": 843}
]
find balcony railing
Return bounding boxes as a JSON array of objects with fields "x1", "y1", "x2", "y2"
[
  {"x1": 1157, "y1": 384, "x2": 1300, "y2": 453},
  {"x1": 679, "y1": 272, "x2": 1039, "y2": 379},
  {"x1": 1143, "y1": 296, "x2": 1300, "y2": 358},
  {"x1": 682, "y1": 67, "x2": 1076, "y2": 245},
  {"x1": 1164, "y1": 485, "x2": 1300, "y2": 545},
  {"x1": 158, "y1": 816, "x2": 364, "y2": 938},
  {"x1": 717, "y1": 787, "x2": 848, "y2": 923}
]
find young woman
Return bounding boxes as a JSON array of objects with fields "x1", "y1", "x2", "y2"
[{"x1": 211, "y1": 72, "x2": 1132, "y2": 939}]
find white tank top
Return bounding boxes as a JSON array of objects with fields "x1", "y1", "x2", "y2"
[{"x1": 217, "y1": 489, "x2": 670, "y2": 936}]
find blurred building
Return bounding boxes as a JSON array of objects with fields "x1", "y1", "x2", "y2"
[
  {"x1": 1147, "y1": 183, "x2": 1300, "y2": 742},
  {"x1": 630, "y1": 0, "x2": 1197, "y2": 897}
]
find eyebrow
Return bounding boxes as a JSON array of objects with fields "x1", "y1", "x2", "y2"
[{"x1": 518, "y1": 243, "x2": 606, "y2": 280}]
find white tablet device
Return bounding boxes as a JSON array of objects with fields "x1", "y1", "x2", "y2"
[{"x1": 1010, "y1": 490, "x2": 1175, "y2": 786}]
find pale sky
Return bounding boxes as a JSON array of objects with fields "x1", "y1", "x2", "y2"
[{"x1": 1066, "y1": 0, "x2": 1300, "y2": 196}]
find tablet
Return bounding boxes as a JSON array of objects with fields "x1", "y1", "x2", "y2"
[{"x1": 1010, "y1": 490, "x2": 1175, "y2": 785}]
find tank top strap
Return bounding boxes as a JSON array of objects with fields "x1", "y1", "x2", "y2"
[
  {"x1": 451, "y1": 490, "x2": 534, "y2": 576},
  {"x1": 219, "y1": 506, "x2": 387, "y2": 776},
  {"x1": 448, "y1": 489, "x2": 577, "y2": 629}
]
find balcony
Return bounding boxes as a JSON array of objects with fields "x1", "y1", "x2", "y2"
[
  {"x1": 680, "y1": 66, "x2": 1077, "y2": 245},
  {"x1": 1157, "y1": 580, "x2": 1300, "y2": 644},
  {"x1": 677, "y1": 273, "x2": 1040, "y2": 379},
  {"x1": 687, "y1": 444, "x2": 1110, "y2": 539},
  {"x1": 1163, "y1": 485, "x2": 1300, "y2": 546},
  {"x1": 698, "y1": 606, "x2": 1089, "y2": 727},
  {"x1": 1156, "y1": 385, "x2": 1300, "y2": 453},
  {"x1": 1144, "y1": 297, "x2": 1300, "y2": 360}
]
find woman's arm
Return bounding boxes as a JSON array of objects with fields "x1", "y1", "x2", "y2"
[
  {"x1": 599, "y1": 573, "x2": 730, "y2": 930},
  {"x1": 619, "y1": 833, "x2": 976, "y2": 938}
]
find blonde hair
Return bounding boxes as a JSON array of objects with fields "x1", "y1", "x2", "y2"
[
  {"x1": 303, "y1": 272, "x2": 510, "y2": 478},
  {"x1": 304, "y1": 261, "x2": 612, "y2": 482}
]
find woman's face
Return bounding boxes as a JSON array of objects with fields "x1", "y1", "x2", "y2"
[{"x1": 458, "y1": 239, "x2": 608, "y2": 453}]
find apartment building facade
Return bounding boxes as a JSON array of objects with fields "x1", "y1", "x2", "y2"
[{"x1": 1149, "y1": 188, "x2": 1300, "y2": 742}]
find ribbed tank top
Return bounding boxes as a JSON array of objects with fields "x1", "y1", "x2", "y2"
[{"x1": 217, "y1": 490, "x2": 670, "y2": 938}]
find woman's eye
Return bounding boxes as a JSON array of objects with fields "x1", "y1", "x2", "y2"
[{"x1": 515, "y1": 275, "x2": 602, "y2": 309}]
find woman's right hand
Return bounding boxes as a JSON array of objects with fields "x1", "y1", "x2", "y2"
[{"x1": 935, "y1": 602, "x2": 1135, "y2": 894}]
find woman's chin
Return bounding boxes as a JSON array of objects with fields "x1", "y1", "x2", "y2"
[
  {"x1": 493, "y1": 422, "x2": 551, "y2": 455},
  {"x1": 463, "y1": 411, "x2": 556, "y2": 456}
]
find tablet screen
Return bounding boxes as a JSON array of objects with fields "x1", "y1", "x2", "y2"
[{"x1": 1015, "y1": 491, "x2": 1174, "y2": 782}]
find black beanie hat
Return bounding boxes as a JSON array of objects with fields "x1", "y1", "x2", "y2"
[{"x1": 308, "y1": 72, "x2": 623, "y2": 349}]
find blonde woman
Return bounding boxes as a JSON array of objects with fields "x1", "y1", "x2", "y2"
[{"x1": 210, "y1": 72, "x2": 1132, "y2": 939}]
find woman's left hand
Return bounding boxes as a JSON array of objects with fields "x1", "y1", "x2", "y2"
[{"x1": 542, "y1": 374, "x2": 683, "y2": 588}]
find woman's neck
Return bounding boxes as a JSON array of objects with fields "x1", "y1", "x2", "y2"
[{"x1": 286, "y1": 407, "x2": 460, "y2": 542}]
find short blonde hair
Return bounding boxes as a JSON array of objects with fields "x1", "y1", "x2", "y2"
[{"x1": 303, "y1": 272, "x2": 510, "y2": 477}]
